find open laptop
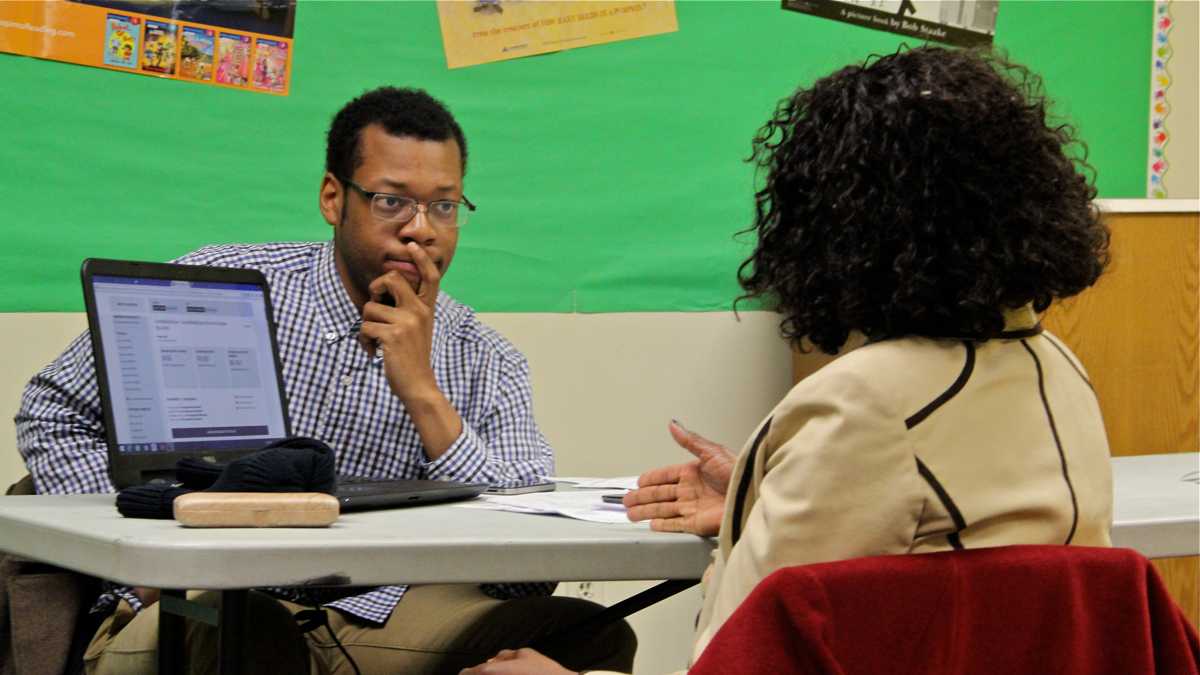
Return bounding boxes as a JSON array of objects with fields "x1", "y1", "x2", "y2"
[{"x1": 80, "y1": 258, "x2": 487, "y2": 512}]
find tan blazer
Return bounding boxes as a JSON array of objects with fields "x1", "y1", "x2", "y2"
[{"x1": 692, "y1": 306, "x2": 1113, "y2": 662}]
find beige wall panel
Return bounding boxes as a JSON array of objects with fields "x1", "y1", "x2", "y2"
[
  {"x1": 0, "y1": 312, "x2": 89, "y2": 490},
  {"x1": 1163, "y1": 0, "x2": 1199, "y2": 199},
  {"x1": 485, "y1": 311, "x2": 794, "y2": 477}
]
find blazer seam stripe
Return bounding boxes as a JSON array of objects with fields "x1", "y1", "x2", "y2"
[
  {"x1": 730, "y1": 417, "x2": 772, "y2": 547},
  {"x1": 1021, "y1": 339, "x2": 1080, "y2": 545},
  {"x1": 905, "y1": 341, "x2": 976, "y2": 429},
  {"x1": 915, "y1": 456, "x2": 967, "y2": 550},
  {"x1": 1042, "y1": 333, "x2": 1095, "y2": 392}
]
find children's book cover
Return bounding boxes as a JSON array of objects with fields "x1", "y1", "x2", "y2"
[
  {"x1": 180, "y1": 26, "x2": 215, "y2": 81},
  {"x1": 215, "y1": 33, "x2": 251, "y2": 86},
  {"x1": 140, "y1": 19, "x2": 177, "y2": 74},
  {"x1": 102, "y1": 13, "x2": 141, "y2": 69},
  {"x1": 251, "y1": 37, "x2": 287, "y2": 92}
]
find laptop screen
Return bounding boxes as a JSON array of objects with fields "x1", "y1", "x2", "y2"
[{"x1": 90, "y1": 273, "x2": 288, "y2": 455}]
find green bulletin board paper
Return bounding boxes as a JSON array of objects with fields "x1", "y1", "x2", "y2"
[{"x1": 0, "y1": 1, "x2": 1152, "y2": 314}]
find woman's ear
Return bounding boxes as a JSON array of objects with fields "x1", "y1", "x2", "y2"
[{"x1": 318, "y1": 172, "x2": 343, "y2": 228}]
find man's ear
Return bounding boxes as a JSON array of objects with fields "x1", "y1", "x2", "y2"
[{"x1": 318, "y1": 172, "x2": 343, "y2": 228}]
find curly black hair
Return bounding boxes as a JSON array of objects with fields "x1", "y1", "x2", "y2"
[
  {"x1": 738, "y1": 46, "x2": 1109, "y2": 354},
  {"x1": 325, "y1": 86, "x2": 468, "y2": 181}
]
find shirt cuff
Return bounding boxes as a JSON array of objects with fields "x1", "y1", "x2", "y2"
[
  {"x1": 322, "y1": 584, "x2": 408, "y2": 626},
  {"x1": 422, "y1": 424, "x2": 488, "y2": 482},
  {"x1": 113, "y1": 585, "x2": 145, "y2": 613}
]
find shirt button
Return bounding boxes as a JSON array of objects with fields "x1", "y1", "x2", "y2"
[
  {"x1": 324, "y1": 331, "x2": 339, "y2": 342},
  {"x1": 341, "y1": 374, "x2": 353, "y2": 387}
]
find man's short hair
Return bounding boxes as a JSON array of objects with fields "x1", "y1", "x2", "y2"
[{"x1": 325, "y1": 86, "x2": 469, "y2": 181}]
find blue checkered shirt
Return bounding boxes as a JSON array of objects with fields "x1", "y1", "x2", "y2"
[{"x1": 15, "y1": 241, "x2": 556, "y2": 624}]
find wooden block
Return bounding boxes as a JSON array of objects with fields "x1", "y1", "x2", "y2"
[{"x1": 173, "y1": 492, "x2": 340, "y2": 528}]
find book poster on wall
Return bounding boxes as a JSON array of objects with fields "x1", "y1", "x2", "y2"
[
  {"x1": 0, "y1": 0, "x2": 295, "y2": 94},
  {"x1": 437, "y1": 0, "x2": 678, "y2": 70},
  {"x1": 783, "y1": 0, "x2": 998, "y2": 47}
]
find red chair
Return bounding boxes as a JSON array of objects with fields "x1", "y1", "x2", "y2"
[{"x1": 690, "y1": 545, "x2": 1199, "y2": 675}]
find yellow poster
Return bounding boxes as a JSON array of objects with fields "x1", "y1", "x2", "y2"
[
  {"x1": 0, "y1": 0, "x2": 295, "y2": 95},
  {"x1": 437, "y1": 0, "x2": 678, "y2": 69}
]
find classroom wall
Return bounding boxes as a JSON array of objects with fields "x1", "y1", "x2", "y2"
[
  {"x1": 3, "y1": 2, "x2": 1197, "y2": 670},
  {"x1": 6, "y1": 206, "x2": 1197, "y2": 670},
  {"x1": 0, "y1": 1, "x2": 1158, "y2": 315}
]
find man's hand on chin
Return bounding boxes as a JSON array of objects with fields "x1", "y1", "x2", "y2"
[{"x1": 358, "y1": 242, "x2": 462, "y2": 460}]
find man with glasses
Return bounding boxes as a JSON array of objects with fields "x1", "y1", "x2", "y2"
[{"x1": 17, "y1": 87, "x2": 636, "y2": 674}]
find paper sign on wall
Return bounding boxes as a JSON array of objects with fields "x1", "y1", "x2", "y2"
[
  {"x1": 783, "y1": 0, "x2": 998, "y2": 47},
  {"x1": 437, "y1": 0, "x2": 677, "y2": 70}
]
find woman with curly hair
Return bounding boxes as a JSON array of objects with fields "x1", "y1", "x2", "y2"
[{"x1": 462, "y1": 45, "x2": 1113, "y2": 675}]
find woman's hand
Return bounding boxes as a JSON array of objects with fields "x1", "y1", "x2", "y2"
[{"x1": 623, "y1": 420, "x2": 735, "y2": 536}]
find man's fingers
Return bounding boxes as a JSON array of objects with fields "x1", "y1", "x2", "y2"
[
  {"x1": 406, "y1": 242, "x2": 442, "y2": 307},
  {"x1": 133, "y1": 587, "x2": 161, "y2": 606},
  {"x1": 358, "y1": 322, "x2": 382, "y2": 357},
  {"x1": 357, "y1": 333, "x2": 376, "y2": 357},
  {"x1": 367, "y1": 271, "x2": 419, "y2": 310}
]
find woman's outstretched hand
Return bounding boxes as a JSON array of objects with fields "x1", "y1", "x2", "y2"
[{"x1": 622, "y1": 421, "x2": 735, "y2": 536}]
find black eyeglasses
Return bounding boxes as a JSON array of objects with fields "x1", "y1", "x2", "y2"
[{"x1": 341, "y1": 178, "x2": 476, "y2": 229}]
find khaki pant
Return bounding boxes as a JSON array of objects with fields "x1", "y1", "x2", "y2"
[{"x1": 84, "y1": 585, "x2": 636, "y2": 675}]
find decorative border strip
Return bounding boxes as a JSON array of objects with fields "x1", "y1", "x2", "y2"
[{"x1": 1148, "y1": 0, "x2": 1173, "y2": 198}]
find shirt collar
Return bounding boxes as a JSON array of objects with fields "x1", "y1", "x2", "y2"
[
  {"x1": 312, "y1": 241, "x2": 361, "y2": 339},
  {"x1": 998, "y1": 304, "x2": 1042, "y2": 338},
  {"x1": 854, "y1": 302, "x2": 1043, "y2": 351}
]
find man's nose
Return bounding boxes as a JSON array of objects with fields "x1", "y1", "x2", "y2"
[{"x1": 397, "y1": 207, "x2": 436, "y2": 244}]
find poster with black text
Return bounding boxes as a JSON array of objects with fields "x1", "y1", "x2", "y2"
[{"x1": 783, "y1": 0, "x2": 997, "y2": 47}]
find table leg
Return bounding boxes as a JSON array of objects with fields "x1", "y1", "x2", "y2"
[
  {"x1": 157, "y1": 588, "x2": 248, "y2": 674},
  {"x1": 158, "y1": 588, "x2": 186, "y2": 675},
  {"x1": 530, "y1": 578, "x2": 699, "y2": 652},
  {"x1": 218, "y1": 589, "x2": 248, "y2": 675}
]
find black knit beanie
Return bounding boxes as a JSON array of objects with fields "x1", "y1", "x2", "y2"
[
  {"x1": 115, "y1": 437, "x2": 338, "y2": 518},
  {"x1": 208, "y1": 437, "x2": 337, "y2": 494}
]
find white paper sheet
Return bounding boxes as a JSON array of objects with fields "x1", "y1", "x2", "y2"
[
  {"x1": 453, "y1": 490, "x2": 645, "y2": 525},
  {"x1": 545, "y1": 476, "x2": 640, "y2": 490}
]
